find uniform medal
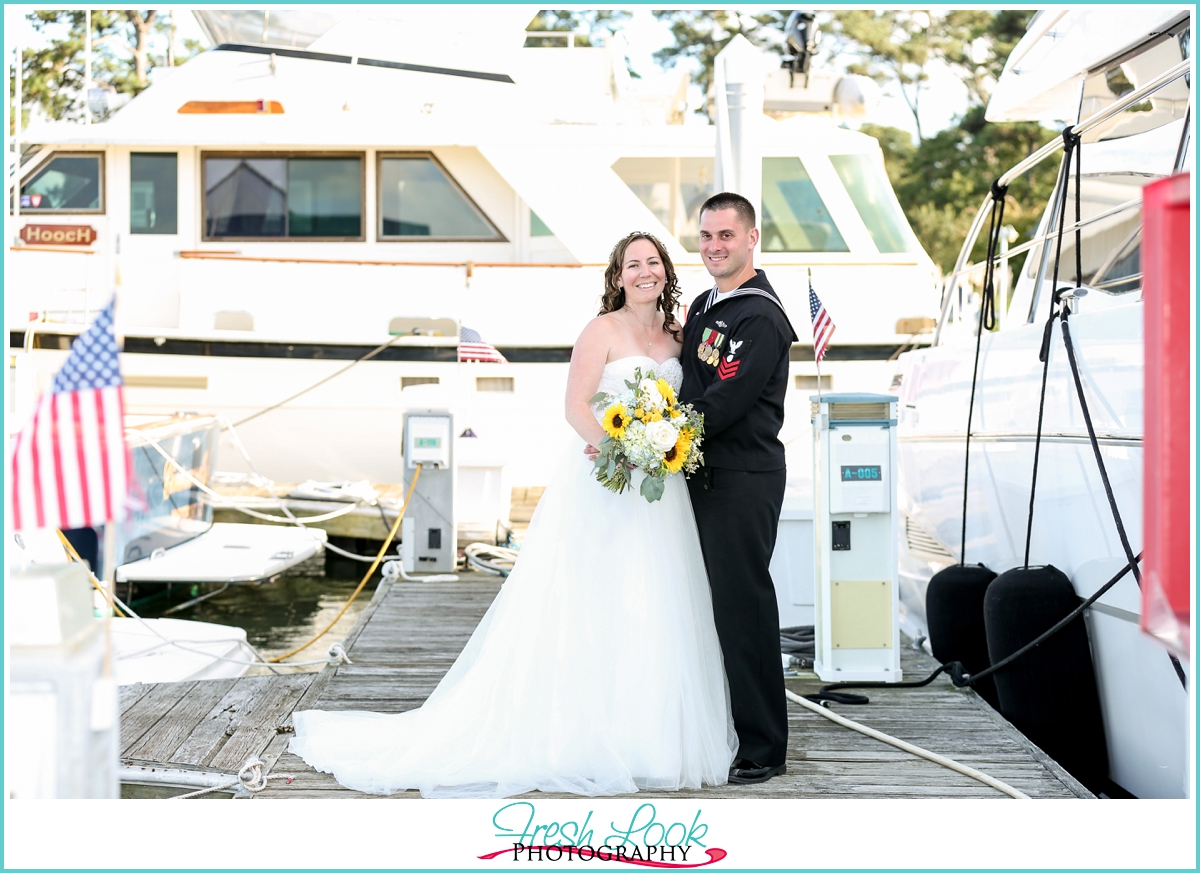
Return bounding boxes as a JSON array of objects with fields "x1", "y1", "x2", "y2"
[{"x1": 700, "y1": 328, "x2": 725, "y2": 367}]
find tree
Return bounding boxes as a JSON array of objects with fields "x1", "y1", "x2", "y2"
[
  {"x1": 651, "y1": 10, "x2": 789, "y2": 117},
  {"x1": 866, "y1": 106, "x2": 1058, "y2": 274},
  {"x1": 11, "y1": 10, "x2": 204, "y2": 131},
  {"x1": 826, "y1": 11, "x2": 937, "y2": 143},
  {"x1": 829, "y1": 9, "x2": 1037, "y2": 141},
  {"x1": 524, "y1": 10, "x2": 632, "y2": 49}
]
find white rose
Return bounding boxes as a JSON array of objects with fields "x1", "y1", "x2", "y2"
[
  {"x1": 639, "y1": 379, "x2": 663, "y2": 406},
  {"x1": 646, "y1": 420, "x2": 678, "y2": 452}
]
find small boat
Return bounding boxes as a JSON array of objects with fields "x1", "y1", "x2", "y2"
[{"x1": 110, "y1": 616, "x2": 253, "y2": 685}]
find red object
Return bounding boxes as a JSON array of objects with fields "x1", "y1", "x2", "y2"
[
  {"x1": 808, "y1": 285, "x2": 836, "y2": 362},
  {"x1": 1141, "y1": 172, "x2": 1190, "y2": 656}
]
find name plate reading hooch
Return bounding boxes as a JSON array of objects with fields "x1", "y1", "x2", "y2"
[{"x1": 20, "y1": 224, "x2": 98, "y2": 246}]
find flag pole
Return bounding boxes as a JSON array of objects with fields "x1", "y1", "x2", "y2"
[
  {"x1": 810, "y1": 268, "x2": 823, "y2": 405},
  {"x1": 101, "y1": 523, "x2": 116, "y2": 670}
]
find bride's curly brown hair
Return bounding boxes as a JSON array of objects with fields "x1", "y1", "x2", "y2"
[{"x1": 599, "y1": 231, "x2": 682, "y2": 340}]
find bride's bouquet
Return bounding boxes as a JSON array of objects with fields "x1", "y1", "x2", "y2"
[{"x1": 590, "y1": 366, "x2": 704, "y2": 502}]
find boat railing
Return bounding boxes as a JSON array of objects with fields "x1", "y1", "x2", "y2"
[{"x1": 933, "y1": 56, "x2": 1192, "y2": 345}]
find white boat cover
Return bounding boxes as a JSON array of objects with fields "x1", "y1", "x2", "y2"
[
  {"x1": 111, "y1": 617, "x2": 253, "y2": 685},
  {"x1": 115, "y1": 523, "x2": 326, "y2": 584},
  {"x1": 987, "y1": 8, "x2": 1188, "y2": 123}
]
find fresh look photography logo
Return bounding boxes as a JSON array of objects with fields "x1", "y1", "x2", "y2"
[{"x1": 478, "y1": 802, "x2": 727, "y2": 866}]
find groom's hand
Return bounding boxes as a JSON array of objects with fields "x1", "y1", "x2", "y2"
[{"x1": 584, "y1": 444, "x2": 599, "y2": 461}]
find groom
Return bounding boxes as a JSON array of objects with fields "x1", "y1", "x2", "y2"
[{"x1": 680, "y1": 192, "x2": 796, "y2": 785}]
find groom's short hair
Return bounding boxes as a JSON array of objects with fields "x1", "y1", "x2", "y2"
[{"x1": 700, "y1": 192, "x2": 756, "y2": 230}]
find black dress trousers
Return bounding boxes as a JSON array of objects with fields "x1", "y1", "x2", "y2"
[{"x1": 688, "y1": 466, "x2": 789, "y2": 768}]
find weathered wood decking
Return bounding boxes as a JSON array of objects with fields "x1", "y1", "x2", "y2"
[{"x1": 118, "y1": 574, "x2": 1092, "y2": 799}]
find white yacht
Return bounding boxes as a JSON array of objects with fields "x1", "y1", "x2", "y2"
[
  {"x1": 895, "y1": 8, "x2": 1191, "y2": 798},
  {"x1": 8, "y1": 7, "x2": 937, "y2": 505}
]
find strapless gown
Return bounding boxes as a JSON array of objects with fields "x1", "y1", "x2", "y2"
[{"x1": 289, "y1": 356, "x2": 738, "y2": 797}]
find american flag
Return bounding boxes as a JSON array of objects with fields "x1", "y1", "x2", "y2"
[
  {"x1": 9, "y1": 300, "x2": 131, "y2": 531},
  {"x1": 809, "y1": 285, "x2": 836, "y2": 363},
  {"x1": 458, "y1": 326, "x2": 508, "y2": 364}
]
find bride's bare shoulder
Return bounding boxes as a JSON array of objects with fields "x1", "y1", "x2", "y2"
[{"x1": 575, "y1": 312, "x2": 624, "y2": 345}]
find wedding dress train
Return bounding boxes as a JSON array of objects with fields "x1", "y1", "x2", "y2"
[{"x1": 290, "y1": 356, "x2": 738, "y2": 797}]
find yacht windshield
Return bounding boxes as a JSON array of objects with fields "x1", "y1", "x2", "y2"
[
  {"x1": 611, "y1": 157, "x2": 714, "y2": 252},
  {"x1": 830, "y1": 153, "x2": 917, "y2": 254},
  {"x1": 1081, "y1": 34, "x2": 1191, "y2": 143},
  {"x1": 761, "y1": 157, "x2": 848, "y2": 253}
]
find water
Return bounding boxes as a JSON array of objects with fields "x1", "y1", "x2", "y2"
[{"x1": 139, "y1": 549, "x2": 383, "y2": 674}]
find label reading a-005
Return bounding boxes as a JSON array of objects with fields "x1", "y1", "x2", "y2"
[
  {"x1": 414, "y1": 437, "x2": 442, "y2": 448},
  {"x1": 840, "y1": 465, "x2": 881, "y2": 481}
]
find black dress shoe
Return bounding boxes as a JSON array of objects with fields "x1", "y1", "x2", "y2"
[{"x1": 728, "y1": 759, "x2": 787, "y2": 784}]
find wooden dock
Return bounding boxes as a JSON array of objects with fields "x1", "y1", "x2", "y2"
[{"x1": 118, "y1": 573, "x2": 1092, "y2": 799}]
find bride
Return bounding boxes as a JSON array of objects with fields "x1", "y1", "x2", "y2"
[{"x1": 290, "y1": 232, "x2": 738, "y2": 798}]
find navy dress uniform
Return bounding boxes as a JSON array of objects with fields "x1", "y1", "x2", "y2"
[{"x1": 680, "y1": 269, "x2": 797, "y2": 774}]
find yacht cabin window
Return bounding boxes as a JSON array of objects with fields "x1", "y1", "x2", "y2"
[
  {"x1": 610, "y1": 158, "x2": 715, "y2": 252},
  {"x1": 761, "y1": 157, "x2": 848, "y2": 253},
  {"x1": 130, "y1": 153, "x2": 178, "y2": 234},
  {"x1": 202, "y1": 154, "x2": 364, "y2": 240},
  {"x1": 377, "y1": 155, "x2": 504, "y2": 240},
  {"x1": 530, "y1": 210, "x2": 554, "y2": 237},
  {"x1": 20, "y1": 153, "x2": 104, "y2": 213},
  {"x1": 829, "y1": 154, "x2": 917, "y2": 254}
]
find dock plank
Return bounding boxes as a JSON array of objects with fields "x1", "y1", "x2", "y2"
[
  {"x1": 168, "y1": 676, "x2": 284, "y2": 767},
  {"x1": 207, "y1": 674, "x2": 313, "y2": 771},
  {"x1": 120, "y1": 681, "x2": 198, "y2": 755},
  {"x1": 123, "y1": 678, "x2": 240, "y2": 763}
]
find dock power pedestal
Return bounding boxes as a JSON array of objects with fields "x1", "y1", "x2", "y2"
[
  {"x1": 401, "y1": 410, "x2": 456, "y2": 575},
  {"x1": 811, "y1": 393, "x2": 901, "y2": 682}
]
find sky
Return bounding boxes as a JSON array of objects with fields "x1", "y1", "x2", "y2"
[{"x1": 20, "y1": 7, "x2": 970, "y2": 143}]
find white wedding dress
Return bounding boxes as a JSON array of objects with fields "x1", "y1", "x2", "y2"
[{"x1": 290, "y1": 356, "x2": 738, "y2": 798}]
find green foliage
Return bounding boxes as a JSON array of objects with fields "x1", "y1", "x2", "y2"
[
  {"x1": 861, "y1": 106, "x2": 1059, "y2": 274},
  {"x1": 11, "y1": 10, "x2": 205, "y2": 131}
]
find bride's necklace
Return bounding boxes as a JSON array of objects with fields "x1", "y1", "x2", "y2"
[{"x1": 624, "y1": 307, "x2": 659, "y2": 348}]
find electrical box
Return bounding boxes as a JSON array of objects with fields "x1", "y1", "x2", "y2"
[
  {"x1": 811, "y1": 393, "x2": 901, "y2": 682},
  {"x1": 401, "y1": 410, "x2": 456, "y2": 574}
]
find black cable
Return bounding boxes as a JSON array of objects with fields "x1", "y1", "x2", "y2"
[
  {"x1": 808, "y1": 554, "x2": 1142, "y2": 705},
  {"x1": 960, "y1": 181, "x2": 1008, "y2": 560},
  {"x1": 1059, "y1": 315, "x2": 1187, "y2": 690},
  {"x1": 1026, "y1": 128, "x2": 1080, "y2": 567}
]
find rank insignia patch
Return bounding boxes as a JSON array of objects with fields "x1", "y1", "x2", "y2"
[{"x1": 717, "y1": 337, "x2": 749, "y2": 378}]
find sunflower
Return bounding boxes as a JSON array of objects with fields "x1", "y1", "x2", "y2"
[
  {"x1": 663, "y1": 429, "x2": 692, "y2": 474},
  {"x1": 656, "y1": 378, "x2": 676, "y2": 406},
  {"x1": 602, "y1": 404, "x2": 630, "y2": 439}
]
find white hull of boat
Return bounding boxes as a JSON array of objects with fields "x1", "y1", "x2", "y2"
[{"x1": 111, "y1": 617, "x2": 253, "y2": 685}]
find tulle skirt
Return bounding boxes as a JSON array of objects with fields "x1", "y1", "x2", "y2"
[{"x1": 290, "y1": 438, "x2": 738, "y2": 798}]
